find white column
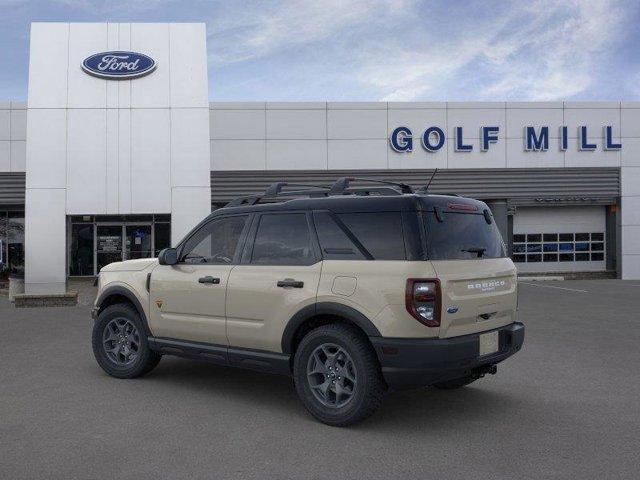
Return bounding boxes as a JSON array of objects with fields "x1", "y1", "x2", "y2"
[
  {"x1": 620, "y1": 166, "x2": 640, "y2": 279},
  {"x1": 25, "y1": 189, "x2": 66, "y2": 294}
]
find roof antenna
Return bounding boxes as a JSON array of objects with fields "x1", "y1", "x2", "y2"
[{"x1": 424, "y1": 168, "x2": 438, "y2": 192}]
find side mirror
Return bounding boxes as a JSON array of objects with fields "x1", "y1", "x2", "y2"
[{"x1": 158, "y1": 248, "x2": 178, "y2": 266}]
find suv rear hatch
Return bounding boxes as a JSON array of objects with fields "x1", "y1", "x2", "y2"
[{"x1": 422, "y1": 202, "x2": 517, "y2": 338}]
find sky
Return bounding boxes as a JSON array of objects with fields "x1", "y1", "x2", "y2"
[{"x1": 1, "y1": 0, "x2": 639, "y2": 102}]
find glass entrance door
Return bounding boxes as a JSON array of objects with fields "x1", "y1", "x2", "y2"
[
  {"x1": 125, "y1": 225, "x2": 152, "y2": 260},
  {"x1": 96, "y1": 225, "x2": 123, "y2": 272}
]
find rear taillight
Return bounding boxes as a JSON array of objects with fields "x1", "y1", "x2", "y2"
[{"x1": 405, "y1": 279, "x2": 441, "y2": 327}]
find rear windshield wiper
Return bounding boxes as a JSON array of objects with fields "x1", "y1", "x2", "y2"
[{"x1": 461, "y1": 247, "x2": 486, "y2": 258}]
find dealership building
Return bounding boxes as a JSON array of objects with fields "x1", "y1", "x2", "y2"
[{"x1": 1, "y1": 22, "x2": 640, "y2": 294}]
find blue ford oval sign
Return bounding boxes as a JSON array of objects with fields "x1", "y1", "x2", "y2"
[{"x1": 82, "y1": 51, "x2": 156, "y2": 80}]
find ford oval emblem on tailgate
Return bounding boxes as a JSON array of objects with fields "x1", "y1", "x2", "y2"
[
  {"x1": 447, "y1": 306, "x2": 459, "y2": 314},
  {"x1": 82, "y1": 51, "x2": 156, "y2": 80}
]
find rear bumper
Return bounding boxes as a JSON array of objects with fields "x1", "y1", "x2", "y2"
[{"x1": 370, "y1": 322, "x2": 525, "y2": 391}]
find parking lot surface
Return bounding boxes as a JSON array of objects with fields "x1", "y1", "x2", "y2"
[{"x1": 1, "y1": 280, "x2": 639, "y2": 479}]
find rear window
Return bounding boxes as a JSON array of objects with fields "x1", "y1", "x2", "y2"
[{"x1": 424, "y1": 212, "x2": 506, "y2": 260}]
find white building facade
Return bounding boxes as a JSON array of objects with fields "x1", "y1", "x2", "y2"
[{"x1": 0, "y1": 22, "x2": 639, "y2": 293}]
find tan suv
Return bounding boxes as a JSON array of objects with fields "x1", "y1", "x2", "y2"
[{"x1": 91, "y1": 178, "x2": 525, "y2": 426}]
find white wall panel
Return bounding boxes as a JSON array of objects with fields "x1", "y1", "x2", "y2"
[
  {"x1": 25, "y1": 188, "x2": 66, "y2": 294},
  {"x1": 131, "y1": 23, "x2": 170, "y2": 108},
  {"x1": 171, "y1": 108, "x2": 211, "y2": 187},
  {"x1": 621, "y1": 138, "x2": 640, "y2": 167},
  {"x1": 117, "y1": 109, "x2": 132, "y2": 213},
  {"x1": 506, "y1": 108, "x2": 563, "y2": 138},
  {"x1": 621, "y1": 254, "x2": 640, "y2": 279},
  {"x1": 117, "y1": 23, "x2": 132, "y2": 109},
  {"x1": 387, "y1": 108, "x2": 447, "y2": 139},
  {"x1": 67, "y1": 23, "x2": 108, "y2": 109},
  {"x1": 130, "y1": 108, "x2": 171, "y2": 212},
  {"x1": 621, "y1": 225, "x2": 640, "y2": 255},
  {"x1": 106, "y1": 23, "x2": 119, "y2": 108},
  {"x1": 621, "y1": 196, "x2": 640, "y2": 226},
  {"x1": 266, "y1": 109, "x2": 326, "y2": 139},
  {"x1": 211, "y1": 140, "x2": 265, "y2": 170},
  {"x1": 564, "y1": 144, "x2": 620, "y2": 167},
  {"x1": 169, "y1": 23, "x2": 208, "y2": 107},
  {"x1": 447, "y1": 108, "x2": 506, "y2": 140},
  {"x1": 105, "y1": 109, "x2": 119, "y2": 213},
  {"x1": 25, "y1": 109, "x2": 67, "y2": 189},
  {"x1": 171, "y1": 186, "x2": 211, "y2": 245},
  {"x1": 388, "y1": 143, "x2": 447, "y2": 169},
  {"x1": 11, "y1": 141, "x2": 26, "y2": 172},
  {"x1": 210, "y1": 109, "x2": 265, "y2": 139},
  {"x1": 0, "y1": 110, "x2": 9, "y2": 140},
  {"x1": 0, "y1": 141, "x2": 9, "y2": 171},
  {"x1": 621, "y1": 108, "x2": 640, "y2": 138},
  {"x1": 28, "y1": 23, "x2": 68, "y2": 108},
  {"x1": 327, "y1": 110, "x2": 386, "y2": 139},
  {"x1": 328, "y1": 140, "x2": 387, "y2": 169},
  {"x1": 266, "y1": 140, "x2": 327, "y2": 169},
  {"x1": 66, "y1": 109, "x2": 107, "y2": 214},
  {"x1": 621, "y1": 166, "x2": 640, "y2": 196},
  {"x1": 564, "y1": 107, "x2": 620, "y2": 138},
  {"x1": 446, "y1": 138, "x2": 506, "y2": 169},
  {"x1": 506, "y1": 138, "x2": 565, "y2": 168},
  {"x1": 10, "y1": 109, "x2": 27, "y2": 140}
]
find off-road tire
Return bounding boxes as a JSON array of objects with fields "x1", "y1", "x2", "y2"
[
  {"x1": 432, "y1": 375, "x2": 477, "y2": 390},
  {"x1": 92, "y1": 303, "x2": 161, "y2": 379},
  {"x1": 293, "y1": 323, "x2": 386, "y2": 427}
]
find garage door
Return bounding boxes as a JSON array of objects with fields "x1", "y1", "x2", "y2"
[{"x1": 512, "y1": 206, "x2": 606, "y2": 273}]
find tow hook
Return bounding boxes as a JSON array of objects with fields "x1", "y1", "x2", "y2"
[{"x1": 472, "y1": 364, "x2": 497, "y2": 379}]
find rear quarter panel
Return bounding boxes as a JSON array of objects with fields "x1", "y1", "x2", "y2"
[{"x1": 318, "y1": 260, "x2": 441, "y2": 338}]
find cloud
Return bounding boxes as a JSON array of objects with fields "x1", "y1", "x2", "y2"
[
  {"x1": 207, "y1": 0, "x2": 413, "y2": 66},
  {"x1": 358, "y1": 0, "x2": 628, "y2": 101}
]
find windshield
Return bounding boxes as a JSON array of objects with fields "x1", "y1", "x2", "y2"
[{"x1": 423, "y1": 211, "x2": 506, "y2": 260}]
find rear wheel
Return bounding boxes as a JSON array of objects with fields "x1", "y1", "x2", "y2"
[
  {"x1": 432, "y1": 375, "x2": 476, "y2": 390},
  {"x1": 293, "y1": 324, "x2": 385, "y2": 426},
  {"x1": 92, "y1": 303, "x2": 161, "y2": 379}
]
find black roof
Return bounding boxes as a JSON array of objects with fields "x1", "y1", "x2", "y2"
[{"x1": 208, "y1": 193, "x2": 489, "y2": 218}]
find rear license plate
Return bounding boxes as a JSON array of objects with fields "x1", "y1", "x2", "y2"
[{"x1": 479, "y1": 331, "x2": 499, "y2": 356}]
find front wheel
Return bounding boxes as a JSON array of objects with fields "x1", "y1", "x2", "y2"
[
  {"x1": 293, "y1": 324, "x2": 386, "y2": 427},
  {"x1": 92, "y1": 303, "x2": 161, "y2": 379}
]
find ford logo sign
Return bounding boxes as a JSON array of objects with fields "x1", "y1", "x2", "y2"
[
  {"x1": 447, "y1": 306, "x2": 459, "y2": 314},
  {"x1": 82, "y1": 51, "x2": 156, "y2": 80}
]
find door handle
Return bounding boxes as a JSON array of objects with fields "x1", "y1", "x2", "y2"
[
  {"x1": 277, "y1": 278, "x2": 304, "y2": 288},
  {"x1": 198, "y1": 276, "x2": 220, "y2": 285}
]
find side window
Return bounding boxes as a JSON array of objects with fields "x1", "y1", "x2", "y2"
[
  {"x1": 313, "y1": 212, "x2": 365, "y2": 260},
  {"x1": 251, "y1": 214, "x2": 314, "y2": 265},
  {"x1": 337, "y1": 212, "x2": 406, "y2": 260},
  {"x1": 181, "y1": 215, "x2": 248, "y2": 264}
]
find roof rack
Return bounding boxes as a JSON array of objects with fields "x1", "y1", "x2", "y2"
[
  {"x1": 329, "y1": 177, "x2": 414, "y2": 195},
  {"x1": 224, "y1": 178, "x2": 461, "y2": 207},
  {"x1": 225, "y1": 182, "x2": 330, "y2": 207}
]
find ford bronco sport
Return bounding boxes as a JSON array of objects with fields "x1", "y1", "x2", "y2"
[{"x1": 92, "y1": 178, "x2": 524, "y2": 426}]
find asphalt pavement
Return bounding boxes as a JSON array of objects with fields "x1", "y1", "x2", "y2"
[{"x1": 1, "y1": 280, "x2": 639, "y2": 479}]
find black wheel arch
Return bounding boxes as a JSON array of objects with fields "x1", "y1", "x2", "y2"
[
  {"x1": 282, "y1": 302, "x2": 381, "y2": 355},
  {"x1": 95, "y1": 286, "x2": 151, "y2": 336}
]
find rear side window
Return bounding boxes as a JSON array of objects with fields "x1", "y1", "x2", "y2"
[
  {"x1": 337, "y1": 212, "x2": 406, "y2": 260},
  {"x1": 251, "y1": 213, "x2": 315, "y2": 265},
  {"x1": 424, "y1": 212, "x2": 506, "y2": 260},
  {"x1": 313, "y1": 212, "x2": 365, "y2": 260}
]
